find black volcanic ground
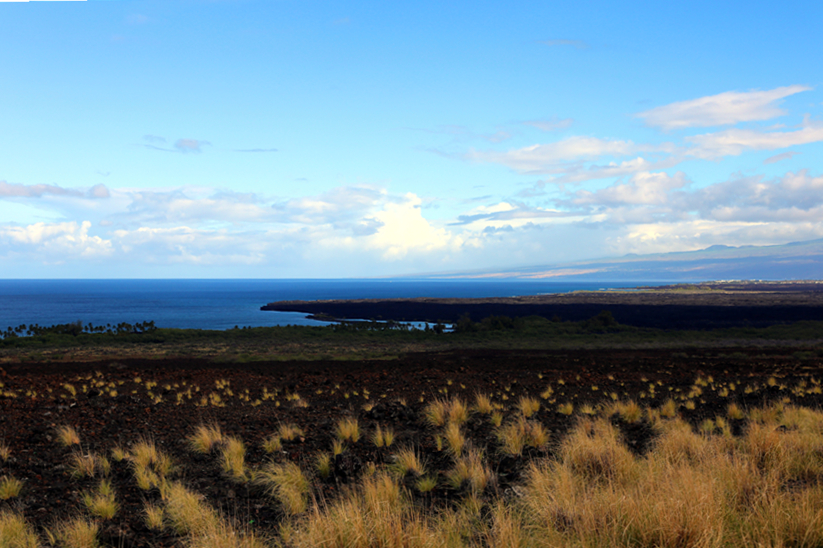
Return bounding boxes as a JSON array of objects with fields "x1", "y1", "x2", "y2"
[{"x1": 261, "y1": 282, "x2": 823, "y2": 329}]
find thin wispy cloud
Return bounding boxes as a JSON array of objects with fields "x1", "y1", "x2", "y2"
[{"x1": 636, "y1": 86, "x2": 812, "y2": 131}]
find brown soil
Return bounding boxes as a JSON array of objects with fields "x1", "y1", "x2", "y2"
[{"x1": 1, "y1": 347, "x2": 822, "y2": 546}]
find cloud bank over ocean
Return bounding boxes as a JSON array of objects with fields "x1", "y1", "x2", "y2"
[{"x1": 1, "y1": 1, "x2": 822, "y2": 277}]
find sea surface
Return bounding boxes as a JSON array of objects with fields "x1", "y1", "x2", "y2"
[{"x1": 0, "y1": 279, "x2": 666, "y2": 331}]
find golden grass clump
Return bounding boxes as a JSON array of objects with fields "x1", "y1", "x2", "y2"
[
  {"x1": 608, "y1": 399, "x2": 643, "y2": 423},
  {"x1": 557, "y1": 402, "x2": 574, "y2": 415},
  {"x1": 496, "y1": 417, "x2": 550, "y2": 456},
  {"x1": 653, "y1": 418, "x2": 710, "y2": 466},
  {"x1": 163, "y1": 481, "x2": 268, "y2": 548},
  {"x1": 68, "y1": 452, "x2": 99, "y2": 479},
  {"x1": 0, "y1": 442, "x2": 10, "y2": 462},
  {"x1": 659, "y1": 398, "x2": 678, "y2": 418},
  {"x1": 389, "y1": 447, "x2": 426, "y2": 477},
  {"x1": 371, "y1": 424, "x2": 395, "y2": 448},
  {"x1": 187, "y1": 423, "x2": 224, "y2": 454},
  {"x1": 517, "y1": 396, "x2": 541, "y2": 418},
  {"x1": 278, "y1": 423, "x2": 305, "y2": 441},
  {"x1": 315, "y1": 452, "x2": 332, "y2": 479},
  {"x1": 0, "y1": 511, "x2": 40, "y2": 548},
  {"x1": 423, "y1": 398, "x2": 449, "y2": 428},
  {"x1": 336, "y1": 417, "x2": 361, "y2": 443},
  {"x1": 727, "y1": 402, "x2": 745, "y2": 420},
  {"x1": 561, "y1": 417, "x2": 637, "y2": 484},
  {"x1": 144, "y1": 503, "x2": 165, "y2": 530},
  {"x1": 0, "y1": 476, "x2": 24, "y2": 500},
  {"x1": 56, "y1": 425, "x2": 81, "y2": 447},
  {"x1": 446, "y1": 448, "x2": 493, "y2": 495},
  {"x1": 220, "y1": 436, "x2": 248, "y2": 481},
  {"x1": 129, "y1": 438, "x2": 174, "y2": 492},
  {"x1": 262, "y1": 434, "x2": 282, "y2": 453},
  {"x1": 284, "y1": 473, "x2": 446, "y2": 548},
  {"x1": 472, "y1": 393, "x2": 494, "y2": 414},
  {"x1": 49, "y1": 517, "x2": 99, "y2": 548},
  {"x1": 448, "y1": 398, "x2": 470, "y2": 425},
  {"x1": 256, "y1": 461, "x2": 310, "y2": 515},
  {"x1": 443, "y1": 421, "x2": 466, "y2": 456},
  {"x1": 81, "y1": 479, "x2": 118, "y2": 520}
]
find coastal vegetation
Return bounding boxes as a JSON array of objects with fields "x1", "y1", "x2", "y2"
[{"x1": 2, "y1": 313, "x2": 822, "y2": 363}]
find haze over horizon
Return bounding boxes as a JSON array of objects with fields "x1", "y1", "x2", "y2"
[{"x1": 2, "y1": 1, "x2": 822, "y2": 278}]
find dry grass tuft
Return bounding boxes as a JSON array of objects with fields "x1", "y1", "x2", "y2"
[
  {"x1": 446, "y1": 448, "x2": 493, "y2": 495},
  {"x1": 220, "y1": 436, "x2": 248, "y2": 481},
  {"x1": 443, "y1": 421, "x2": 466, "y2": 456},
  {"x1": 517, "y1": 396, "x2": 540, "y2": 418},
  {"x1": 82, "y1": 479, "x2": 118, "y2": 520},
  {"x1": 187, "y1": 423, "x2": 224, "y2": 454},
  {"x1": 0, "y1": 476, "x2": 24, "y2": 500},
  {"x1": 50, "y1": 517, "x2": 99, "y2": 548},
  {"x1": 372, "y1": 424, "x2": 395, "y2": 448},
  {"x1": 496, "y1": 417, "x2": 551, "y2": 456},
  {"x1": 144, "y1": 503, "x2": 165, "y2": 530},
  {"x1": 336, "y1": 417, "x2": 361, "y2": 443},
  {"x1": 424, "y1": 398, "x2": 450, "y2": 428},
  {"x1": 278, "y1": 423, "x2": 305, "y2": 441},
  {"x1": 389, "y1": 447, "x2": 426, "y2": 477},
  {"x1": 0, "y1": 511, "x2": 40, "y2": 548},
  {"x1": 285, "y1": 473, "x2": 444, "y2": 548},
  {"x1": 0, "y1": 442, "x2": 10, "y2": 462},
  {"x1": 256, "y1": 462, "x2": 310, "y2": 515},
  {"x1": 561, "y1": 417, "x2": 637, "y2": 483},
  {"x1": 68, "y1": 452, "x2": 99, "y2": 479},
  {"x1": 473, "y1": 393, "x2": 494, "y2": 414},
  {"x1": 56, "y1": 425, "x2": 81, "y2": 447}
]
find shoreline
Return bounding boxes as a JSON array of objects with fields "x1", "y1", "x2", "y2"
[{"x1": 262, "y1": 281, "x2": 823, "y2": 329}]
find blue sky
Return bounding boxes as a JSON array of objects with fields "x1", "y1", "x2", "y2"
[{"x1": 1, "y1": 0, "x2": 822, "y2": 278}]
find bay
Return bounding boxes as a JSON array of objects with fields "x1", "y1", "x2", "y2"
[{"x1": 0, "y1": 279, "x2": 664, "y2": 331}]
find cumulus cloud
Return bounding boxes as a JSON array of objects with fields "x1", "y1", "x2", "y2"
[
  {"x1": 574, "y1": 171, "x2": 689, "y2": 207},
  {"x1": 365, "y1": 194, "x2": 458, "y2": 259},
  {"x1": 0, "y1": 220, "x2": 112, "y2": 259},
  {"x1": 636, "y1": 85, "x2": 811, "y2": 130}
]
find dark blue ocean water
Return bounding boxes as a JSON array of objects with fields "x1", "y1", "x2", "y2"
[{"x1": 0, "y1": 279, "x2": 664, "y2": 331}]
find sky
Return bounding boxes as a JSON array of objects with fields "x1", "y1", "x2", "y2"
[{"x1": 1, "y1": 0, "x2": 822, "y2": 278}]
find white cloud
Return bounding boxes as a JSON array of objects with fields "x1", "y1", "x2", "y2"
[
  {"x1": 467, "y1": 136, "x2": 641, "y2": 174},
  {"x1": 764, "y1": 151, "x2": 801, "y2": 164},
  {"x1": 523, "y1": 118, "x2": 574, "y2": 132},
  {"x1": 574, "y1": 171, "x2": 688, "y2": 206},
  {"x1": 637, "y1": 85, "x2": 811, "y2": 130},
  {"x1": 0, "y1": 181, "x2": 84, "y2": 198},
  {"x1": 365, "y1": 194, "x2": 459, "y2": 259},
  {"x1": 613, "y1": 219, "x2": 823, "y2": 256},
  {"x1": 687, "y1": 120, "x2": 823, "y2": 159},
  {"x1": 0, "y1": 221, "x2": 112, "y2": 259},
  {"x1": 174, "y1": 138, "x2": 210, "y2": 153}
]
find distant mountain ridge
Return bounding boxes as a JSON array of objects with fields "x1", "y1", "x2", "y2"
[{"x1": 428, "y1": 238, "x2": 823, "y2": 281}]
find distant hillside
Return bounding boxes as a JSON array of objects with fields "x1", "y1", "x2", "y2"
[{"x1": 430, "y1": 238, "x2": 823, "y2": 281}]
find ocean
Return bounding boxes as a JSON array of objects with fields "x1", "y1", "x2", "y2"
[{"x1": 0, "y1": 279, "x2": 664, "y2": 331}]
